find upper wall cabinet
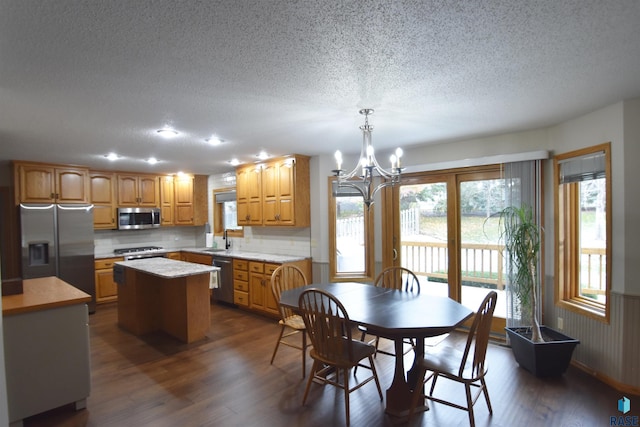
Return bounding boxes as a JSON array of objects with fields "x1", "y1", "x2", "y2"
[
  {"x1": 14, "y1": 161, "x2": 90, "y2": 205},
  {"x1": 236, "y1": 164, "x2": 263, "y2": 226},
  {"x1": 90, "y1": 171, "x2": 117, "y2": 229},
  {"x1": 236, "y1": 155, "x2": 310, "y2": 227},
  {"x1": 159, "y1": 174, "x2": 208, "y2": 226},
  {"x1": 160, "y1": 176, "x2": 175, "y2": 226},
  {"x1": 117, "y1": 173, "x2": 159, "y2": 207}
]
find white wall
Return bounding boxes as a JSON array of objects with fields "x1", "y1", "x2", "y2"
[
  {"x1": 623, "y1": 98, "x2": 640, "y2": 296},
  {"x1": 401, "y1": 128, "x2": 550, "y2": 169}
]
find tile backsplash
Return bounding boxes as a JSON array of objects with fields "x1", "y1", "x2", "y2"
[
  {"x1": 94, "y1": 226, "x2": 206, "y2": 257},
  {"x1": 95, "y1": 225, "x2": 312, "y2": 259}
]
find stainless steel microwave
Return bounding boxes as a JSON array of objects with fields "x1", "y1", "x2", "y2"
[{"x1": 117, "y1": 207, "x2": 161, "y2": 230}]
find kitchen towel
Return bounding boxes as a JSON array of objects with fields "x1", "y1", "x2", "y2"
[
  {"x1": 205, "y1": 232, "x2": 214, "y2": 248},
  {"x1": 209, "y1": 269, "x2": 219, "y2": 289}
]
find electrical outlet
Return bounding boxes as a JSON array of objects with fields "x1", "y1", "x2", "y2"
[{"x1": 557, "y1": 317, "x2": 564, "y2": 330}]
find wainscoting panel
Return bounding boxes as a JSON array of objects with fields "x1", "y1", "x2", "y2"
[{"x1": 544, "y1": 275, "x2": 639, "y2": 391}]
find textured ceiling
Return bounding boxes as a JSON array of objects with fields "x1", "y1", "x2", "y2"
[{"x1": 1, "y1": 0, "x2": 640, "y2": 175}]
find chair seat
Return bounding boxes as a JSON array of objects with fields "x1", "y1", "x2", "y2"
[
  {"x1": 310, "y1": 336, "x2": 376, "y2": 368},
  {"x1": 280, "y1": 315, "x2": 306, "y2": 330},
  {"x1": 420, "y1": 345, "x2": 487, "y2": 381}
]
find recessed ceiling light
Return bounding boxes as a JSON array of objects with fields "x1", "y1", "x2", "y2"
[
  {"x1": 147, "y1": 157, "x2": 158, "y2": 165},
  {"x1": 256, "y1": 150, "x2": 269, "y2": 160},
  {"x1": 105, "y1": 152, "x2": 119, "y2": 161},
  {"x1": 205, "y1": 136, "x2": 225, "y2": 145},
  {"x1": 228, "y1": 158, "x2": 241, "y2": 166},
  {"x1": 156, "y1": 128, "x2": 179, "y2": 138}
]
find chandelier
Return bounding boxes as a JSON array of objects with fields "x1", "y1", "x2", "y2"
[{"x1": 332, "y1": 108, "x2": 403, "y2": 207}]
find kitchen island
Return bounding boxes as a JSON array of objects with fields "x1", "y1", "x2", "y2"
[
  {"x1": 2, "y1": 277, "x2": 91, "y2": 426},
  {"x1": 114, "y1": 257, "x2": 217, "y2": 343}
]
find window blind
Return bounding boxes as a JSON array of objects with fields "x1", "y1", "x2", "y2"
[{"x1": 558, "y1": 151, "x2": 606, "y2": 183}]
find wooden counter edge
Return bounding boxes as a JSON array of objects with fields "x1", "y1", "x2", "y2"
[{"x1": 2, "y1": 277, "x2": 91, "y2": 316}]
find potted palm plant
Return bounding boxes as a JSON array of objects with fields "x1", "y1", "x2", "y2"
[{"x1": 498, "y1": 204, "x2": 579, "y2": 377}]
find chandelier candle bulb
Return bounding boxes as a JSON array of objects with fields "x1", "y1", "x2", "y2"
[
  {"x1": 395, "y1": 148, "x2": 403, "y2": 168},
  {"x1": 334, "y1": 150, "x2": 342, "y2": 171},
  {"x1": 366, "y1": 145, "x2": 374, "y2": 166}
]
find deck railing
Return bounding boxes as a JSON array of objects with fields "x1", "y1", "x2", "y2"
[
  {"x1": 336, "y1": 214, "x2": 606, "y2": 293},
  {"x1": 400, "y1": 241, "x2": 606, "y2": 293},
  {"x1": 401, "y1": 241, "x2": 506, "y2": 289}
]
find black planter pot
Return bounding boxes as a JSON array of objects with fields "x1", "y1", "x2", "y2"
[{"x1": 505, "y1": 326, "x2": 580, "y2": 377}]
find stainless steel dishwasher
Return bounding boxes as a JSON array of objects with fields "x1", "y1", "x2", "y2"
[{"x1": 211, "y1": 255, "x2": 234, "y2": 305}]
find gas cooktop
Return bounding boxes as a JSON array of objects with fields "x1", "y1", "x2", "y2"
[{"x1": 114, "y1": 246, "x2": 163, "y2": 255}]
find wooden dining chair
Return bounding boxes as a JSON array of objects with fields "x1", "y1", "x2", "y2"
[
  {"x1": 298, "y1": 288, "x2": 383, "y2": 427},
  {"x1": 407, "y1": 291, "x2": 498, "y2": 427},
  {"x1": 360, "y1": 266, "x2": 420, "y2": 357},
  {"x1": 270, "y1": 265, "x2": 310, "y2": 378}
]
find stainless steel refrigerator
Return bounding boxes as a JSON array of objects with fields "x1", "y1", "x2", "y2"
[{"x1": 20, "y1": 203, "x2": 96, "y2": 313}]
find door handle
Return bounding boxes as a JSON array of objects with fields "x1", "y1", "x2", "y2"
[{"x1": 392, "y1": 248, "x2": 398, "y2": 260}]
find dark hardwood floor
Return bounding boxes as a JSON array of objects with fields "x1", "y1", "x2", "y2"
[{"x1": 23, "y1": 301, "x2": 638, "y2": 427}]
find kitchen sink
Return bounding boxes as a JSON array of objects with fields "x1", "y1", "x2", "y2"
[{"x1": 203, "y1": 248, "x2": 229, "y2": 253}]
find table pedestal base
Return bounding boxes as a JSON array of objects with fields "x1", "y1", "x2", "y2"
[{"x1": 384, "y1": 337, "x2": 429, "y2": 418}]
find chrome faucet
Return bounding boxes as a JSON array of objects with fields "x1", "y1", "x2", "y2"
[{"x1": 223, "y1": 229, "x2": 232, "y2": 250}]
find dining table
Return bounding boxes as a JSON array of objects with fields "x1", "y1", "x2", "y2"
[{"x1": 279, "y1": 281, "x2": 474, "y2": 417}]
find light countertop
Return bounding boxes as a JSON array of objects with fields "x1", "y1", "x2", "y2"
[
  {"x1": 96, "y1": 247, "x2": 309, "y2": 264},
  {"x1": 115, "y1": 257, "x2": 218, "y2": 279},
  {"x1": 180, "y1": 248, "x2": 309, "y2": 263},
  {"x1": 2, "y1": 277, "x2": 92, "y2": 316}
]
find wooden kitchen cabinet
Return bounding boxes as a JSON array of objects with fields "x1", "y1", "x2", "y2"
[
  {"x1": 117, "y1": 173, "x2": 159, "y2": 207},
  {"x1": 175, "y1": 174, "x2": 208, "y2": 225},
  {"x1": 159, "y1": 175, "x2": 174, "y2": 225},
  {"x1": 235, "y1": 155, "x2": 310, "y2": 227},
  {"x1": 233, "y1": 257, "x2": 311, "y2": 314},
  {"x1": 249, "y1": 261, "x2": 279, "y2": 316},
  {"x1": 94, "y1": 257, "x2": 123, "y2": 303},
  {"x1": 236, "y1": 164, "x2": 263, "y2": 226},
  {"x1": 90, "y1": 171, "x2": 117, "y2": 229},
  {"x1": 159, "y1": 174, "x2": 207, "y2": 226},
  {"x1": 166, "y1": 251, "x2": 181, "y2": 260},
  {"x1": 233, "y1": 259, "x2": 250, "y2": 307},
  {"x1": 14, "y1": 161, "x2": 90, "y2": 204},
  {"x1": 181, "y1": 252, "x2": 213, "y2": 265}
]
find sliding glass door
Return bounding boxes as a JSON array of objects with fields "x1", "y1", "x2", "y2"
[
  {"x1": 458, "y1": 172, "x2": 506, "y2": 327},
  {"x1": 395, "y1": 177, "x2": 450, "y2": 298},
  {"x1": 384, "y1": 166, "x2": 507, "y2": 332}
]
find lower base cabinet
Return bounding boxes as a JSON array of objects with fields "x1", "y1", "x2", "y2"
[
  {"x1": 181, "y1": 252, "x2": 213, "y2": 265},
  {"x1": 249, "y1": 262, "x2": 279, "y2": 316},
  {"x1": 94, "y1": 257, "x2": 123, "y2": 303},
  {"x1": 233, "y1": 259, "x2": 249, "y2": 307},
  {"x1": 233, "y1": 257, "x2": 311, "y2": 317}
]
